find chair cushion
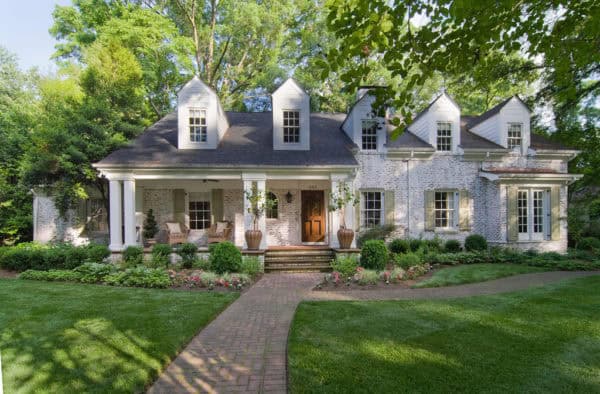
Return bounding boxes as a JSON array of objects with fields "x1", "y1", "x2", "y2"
[
  {"x1": 216, "y1": 221, "x2": 228, "y2": 234},
  {"x1": 166, "y1": 222, "x2": 182, "y2": 234}
]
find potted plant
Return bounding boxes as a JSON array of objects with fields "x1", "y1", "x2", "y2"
[
  {"x1": 143, "y1": 209, "x2": 159, "y2": 246},
  {"x1": 329, "y1": 182, "x2": 359, "y2": 249},
  {"x1": 244, "y1": 184, "x2": 276, "y2": 250}
]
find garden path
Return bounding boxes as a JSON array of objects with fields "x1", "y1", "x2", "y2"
[{"x1": 148, "y1": 270, "x2": 598, "y2": 393}]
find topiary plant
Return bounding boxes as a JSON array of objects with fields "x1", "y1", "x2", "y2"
[
  {"x1": 143, "y1": 209, "x2": 159, "y2": 241},
  {"x1": 209, "y1": 241, "x2": 242, "y2": 274},
  {"x1": 444, "y1": 239, "x2": 462, "y2": 253},
  {"x1": 360, "y1": 240, "x2": 389, "y2": 270},
  {"x1": 464, "y1": 234, "x2": 488, "y2": 251},
  {"x1": 388, "y1": 239, "x2": 410, "y2": 254},
  {"x1": 177, "y1": 243, "x2": 198, "y2": 269}
]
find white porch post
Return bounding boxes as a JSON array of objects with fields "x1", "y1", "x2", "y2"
[
  {"x1": 242, "y1": 173, "x2": 267, "y2": 250},
  {"x1": 123, "y1": 178, "x2": 137, "y2": 247},
  {"x1": 109, "y1": 179, "x2": 123, "y2": 251}
]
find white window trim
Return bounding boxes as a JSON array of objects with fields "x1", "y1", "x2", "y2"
[
  {"x1": 188, "y1": 107, "x2": 208, "y2": 144},
  {"x1": 517, "y1": 188, "x2": 550, "y2": 242},
  {"x1": 434, "y1": 190, "x2": 459, "y2": 230},
  {"x1": 361, "y1": 119, "x2": 378, "y2": 151},
  {"x1": 282, "y1": 109, "x2": 301, "y2": 144},
  {"x1": 360, "y1": 190, "x2": 384, "y2": 228},
  {"x1": 436, "y1": 121, "x2": 453, "y2": 152},
  {"x1": 507, "y1": 122, "x2": 523, "y2": 151},
  {"x1": 187, "y1": 191, "x2": 211, "y2": 231}
]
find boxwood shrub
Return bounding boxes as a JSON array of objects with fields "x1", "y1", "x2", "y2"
[
  {"x1": 388, "y1": 239, "x2": 409, "y2": 254},
  {"x1": 394, "y1": 252, "x2": 422, "y2": 269},
  {"x1": 360, "y1": 240, "x2": 388, "y2": 270},
  {"x1": 464, "y1": 234, "x2": 488, "y2": 251},
  {"x1": 176, "y1": 243, "x2": 198, "y2": 269},
  {"x1": 444, "y1": 239, "x2": 462, "y2": 253},
  {"x1": 150, "y1": 244, "x2": 172, "y2": 268},
  {"x1": 122, "y1": 246, "x2": 144, "y2": 267},
  {"x1": 409, "y1": 239, "x2": 423, "y2": 252},
  {"x1": 0, "y1": 242, "x2": 109, "y2": 272},
  {"x1": 577, "y1": 237, "x2": 600, "y2": 252},
  {"x1": 209, "y1": 241, "x2": 242, "y2": 273}
]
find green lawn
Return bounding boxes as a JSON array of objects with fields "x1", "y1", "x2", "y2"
[
  {"x1": 0, "y1": 279, "x2": 238, "y2": 393},
  {"x1": 413, "y1": 263, "x2": 547, "y2": 288},
  {"x1": 289, "y1": 276, "x2": 600, "y2": 393}
]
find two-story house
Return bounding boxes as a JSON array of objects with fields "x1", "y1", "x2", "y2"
[{"x1": 33, "y1": 77, "x2": 581, "y2": 254}]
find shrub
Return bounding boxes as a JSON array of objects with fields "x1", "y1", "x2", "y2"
[
  {"x1": 84, "y1": 244, "x2": 110, "y2": 263},
  {"x1": 19, "y1": 269, "x2": 83, "y2": 282},
  {"x1": 122, "y1": 246, "x2": 144, "y2": 267},
  {"x1": 177, "y1": 243, "x2": 198, "y2": 269},
  {"x1": 330, "y1": 255, "x2": 359, "y2": 277},
  {"x1": 240, "y1": 256, "x2": 263, "y2": 276},
  {"x1": 355, "y1": 268, "x2": 379, "y2": 285},
  {"x1": 394, "y1": 252, "x2": 422, "y2": 269},
  {"x1": 444, "y1": 239, "x2": 462, "y2": 253},
  {"x1": 64, "y1": 246, "x2": 90, "y2": 269},
  {"x1": 74, "y1": 263, "x2": 116, "y2": 283},
  {"x1": 388, "y1": 239, "x2": 409, "y2": 254},
  {"x1": 464, "y1": 234, "x2": 488, "y2": 251},
  {"x1": 424, "y1": 237, "x2": 443, "y2": 252},
  {"x1": 360, "y1": 240, "x2": 389, "y2": 270},
  {"x1": 0, "y1": 243, "x2": 47, "y2": 271},
  {"x1": 209, "y1": 242, "x2": 242, "y2": 274},
  {"x1": 150, "y1": 244, "x2": 172, "y2": 268},
  {"x1": 577, "y1": 237, "x2": 600, "y2": 252},
  {"x1": 356, "y1": 224, "x2": 396, "y2": 247},
  {"x1": 192, "y1": 257, "x2": 211, "y2": 270},
  {"x1": 199, "y1": 271, "x2": 218, "y2": 286},
  {"x1": 104, "y1": 267, "x2": 172, "y2": 288},
  {"x1": 409, "y1": 238, "x2": 423, "y2": 252}
]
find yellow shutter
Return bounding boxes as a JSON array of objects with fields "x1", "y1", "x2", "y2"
[
  {"x1": 551, "y1": 186, "x2": 560, "y2": 240},
  {"x1": 507, "y1": 186, "x2": 518, "y2": 242},
  {"x1": 424, "y1": 190, "x2": 435, "y2": 231},
  {"x1": 459, "y1": 190, "x2": 470, "y2": 231},
  {"x1": 173, "y1": 189, "x2": 185, "y2": 224},
  {"x1": 211, "y1": 189, "x2": 223, "y2": 224},
  {"x1": 384, "y1": 190, "x2": 395, "y2": 226},
  {"x1": 355, "y1": 191, "x2": 362, "y2": 231}
]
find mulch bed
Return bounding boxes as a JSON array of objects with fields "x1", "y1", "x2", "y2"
[
  {"x1": 0, "y1": 269, "x2": 18, "y2": 278},
  {"x1": 313, "y1": 269, "x2": 437, "y2": 291}
]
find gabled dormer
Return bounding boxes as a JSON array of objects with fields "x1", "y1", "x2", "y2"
[
  {"x1": 272, "y1": 78, "x2": 310, "y2": 151},
  {"x1": 407, "y1": 92, "x2": 461, "y2": 153},
  {"x1": 469, "y1": 96, "x2": 531, "y2": 154},
  {"x1": 341, "y1": 87, "x2": 387, "y2": 153},
  {"x1": 177, "y1": 76, "x2": 229, "y2": 149}
]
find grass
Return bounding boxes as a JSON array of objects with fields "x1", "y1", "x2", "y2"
[
  {"x1": 413, "y1": 263, "x2": 547, "y2": 288},
  {"x1": 0, "y1": 279, "x2": 238, "y2": 393},
  {"x1": 288, "y1": 275, "x2": 600, "y2": 393}
]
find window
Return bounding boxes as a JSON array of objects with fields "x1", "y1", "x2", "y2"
[
  {"x1": 434, "y1": 191, "x2": 457, "y2": 228},
  {"x1": 508, "y1": 123, "x2": 522, "y2": 149},
  {"x1": 436, "y1": 122, "x2": 452, "y2": 151},
  {"x1": 189, "y1": 108, "x2": 207, "y2": 142},
  {"x1": 266, "y1": 192, "x2": 278, "y2": 219},
  {"x1": 361, "y1": 120, "x2": 378, "y2": 150},
  {"x1": 361, "y1": 191, "x2": 383, "y2": 228},
  {"x1": 517, "y1": 189, "x2": 549, "y2": 241},
  {"x1": 189, "y1": 200, "x2": 211, "y2": 230},
  {"x1": 283, "y1": 110, "x2": 300, "y2": 143}
]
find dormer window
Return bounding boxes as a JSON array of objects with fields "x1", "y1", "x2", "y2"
[
  {"x1": 189, "y1": 108, "x2": 207, "y2": 142},
  {"x1": 361, "y1": 120, "x2": 378, "y2": 150},
  {"x1": 508, "y1": 123, "x2": 522, "y2": 149},
  {"x1": 283, "y1": 110, "x2": 300, "y2": 143},
  {"x1": 436, "y1": 122, "x2": 452, "y2": 151}
]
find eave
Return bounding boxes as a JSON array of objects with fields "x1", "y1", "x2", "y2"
[
  {"x1": 385, "y1": 148, "x2": 435, "y2": 160},
  {"x1": 529, "y1": 149, "x2": 581, "y2": 161},
  {"x1": 479, "y1": 171, "x2": 583, "y2": 185},
  {"x1": 460, "y1": 148, "x2": 508, "y2": 162}
]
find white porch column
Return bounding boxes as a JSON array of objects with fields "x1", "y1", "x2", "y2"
[
  {"x1": 109, "y1": 180, "x2": 123, "y2": 251},
  {"x1": 242, "y1": 173, "x2": 267, "y2": 250},
  {"x1": 123, "y1": 178, "x2": 137, "y2": 247}
]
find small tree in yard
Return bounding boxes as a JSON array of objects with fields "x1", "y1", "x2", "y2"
[
  {"x1": 329, "y1": 182, "x2": 359, "y2": 229},
  {"x1": 244, "y1": 185, "x2": 276, "y2": 230},
  {"x1": 143, "y1": 209, "x2": 159, "y2": 241}
]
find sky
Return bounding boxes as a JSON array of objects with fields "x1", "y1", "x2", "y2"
[{"x1": 0, "y1": 0, "x2": 71, "y2": 72}]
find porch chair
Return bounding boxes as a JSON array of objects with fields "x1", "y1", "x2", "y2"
[
  {"x1": 207, "y1": 221, "x2": 232, "y2": 244},
  {"x1": 165, "y1": 222, "x2": 189, "y2": 245}
]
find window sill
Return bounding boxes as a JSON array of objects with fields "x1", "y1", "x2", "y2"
[{"x1": 434, "y1": 228, "x2": 460, "y2": 234}]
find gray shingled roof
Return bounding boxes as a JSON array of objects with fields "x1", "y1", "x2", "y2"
[
  {"x1": 530, "y1": 133, "x2": 576, "y2": 150},
  {"x1": 459, "y1": 116, "x2": 506, "y2": 150},
  {"x1": 95, "y1": 112, "x2": 358, "y2": 168}
]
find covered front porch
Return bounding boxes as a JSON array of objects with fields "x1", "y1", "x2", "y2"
[{"x1": 100, "y1": 169, "x2": 357, "y2": 251}]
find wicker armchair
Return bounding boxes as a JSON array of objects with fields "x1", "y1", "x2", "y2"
[
  {"x1": 207, "y1": 221, "x2": 232, "y2": 244},
  {"x1": 165, "y1": 222, "x2": 189, "y2": 245}
]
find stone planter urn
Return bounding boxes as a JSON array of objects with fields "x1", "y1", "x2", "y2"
[
  {"x1": 245, "y1": 229, "x2": 262, "y2": 250},
  {"x1": 337, "y1": 227, "x2": 354, "y2": 249}
]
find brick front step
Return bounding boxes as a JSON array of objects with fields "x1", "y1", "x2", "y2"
[{"x1": 264, "y1": 248, "x2": 334, "y2": 272}]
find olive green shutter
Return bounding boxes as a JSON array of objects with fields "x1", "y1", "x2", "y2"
[
  {"x1": 551, "y1": 186, "x2": 560, "y2": 240},
  {"x1": 211, "y1": 189, "x2": 223, "y2": 224},
  {"x1": 424, "y1": 190, "x2": 435, "y2": 231},
  {"x1": 384, "y1": 190, "x2": 395, "y2": 226},
  {"x1": 459, "y1": 190, "x2": 471, "y2": 231},
  {"x1": 173, "y1": 189, "x2": 186, "y2": 224},
  {"x1": 507, "y1": 186, "x2": 518, "y2": 242},
  {"x1": 355, "y1": 191, "x2": 362, "y2": 231}
]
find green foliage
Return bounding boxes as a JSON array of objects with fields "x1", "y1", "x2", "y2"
[
  {"x1": 239, "y1": 256, "x2": 263, "y2": 276},
  {"x1": 150, "y1": 243, "x2": 171, "y2": 268},
  {"x1": 394, "y1": 252, "x2": 422, "y2": 270},
  {"x1": 122, "y1": 246, "x2": 144, "y2": 267},
  {"x1": 84, "y1": 243, "x2": 110, "y2": 263},
  {"x1": 356, "y1": 224, "x2": 396, "y2": 247},
  {"x1": 330, "y1": 255, "x2": 359, "y2": 277},
  {"x1": 73, "y1": 262, "x2": 116, "y2": 283},
  {"x1": 192, "y1": 257, "x2": 211, "y2": 270},
  {"x1": 444, "y1": 239, "x2": 462, "y2": 253},
  {"x1": 409, "y1": 239, "x2": 423, "y2": 252},
  {"x1": 388, "y1": 239, "x2": 409, "y2": 254},
  {"x1": 19, "y1": 269, "x2": 83, "y2": 282},
  {"x1": 209, "y1": 242, "x2": 242, "y2": 274},
  {"x1": 328, "y1": 182, "x2": 359, "y2": 228},
  {"x1": 464, "y1": 235, "x2": 488, "y2": 252},
  {"x1": 356, "y1": 269, "x2": 380, "y2": 285},
  {"x1": 0, "y1": 242, "x2": 108, "y2": 271},
  {"x1": 103, "y1": 267, "x2": 172, "y2": 288},
  {"x1": 360, "y1": 240, "x2": 389, "y2": 270},
  {"x1": 142, "y1": 209, "x2": 159, "y2": 240},
  {"x1": 577, "y1": 237, "x2": 600, "y2": 253},
  {"x1": 424, "y1": 238, "x2": 443, "y2": 252},
  {"x1": 176, "y1": 243, "x2": 198, "y2": 269}
]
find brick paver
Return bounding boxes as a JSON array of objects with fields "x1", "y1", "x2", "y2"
[{"x1": 149, "y1": 270, "x2": 598, "y2": 393}]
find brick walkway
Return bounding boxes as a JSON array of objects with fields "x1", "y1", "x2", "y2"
[{"x1": 148, "y1": 270, "x2": 598, "y2": 393}]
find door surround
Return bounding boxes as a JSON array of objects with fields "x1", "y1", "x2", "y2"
[{"x1": 301, "y1": 190, "x2": 326, "y2": 244}]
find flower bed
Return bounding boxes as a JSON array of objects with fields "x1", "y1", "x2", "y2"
[{"x1": 316, "y1": 264, "x2": 433, "y2": 290}]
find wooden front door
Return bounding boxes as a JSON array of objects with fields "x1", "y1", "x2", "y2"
[{"x1": 301, "y1": 190, "x2": 326, "y2": 242}]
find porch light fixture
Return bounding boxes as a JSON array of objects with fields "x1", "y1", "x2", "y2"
[{"x1": 285, "y1": 191, "x2": 293, "y2": 203}]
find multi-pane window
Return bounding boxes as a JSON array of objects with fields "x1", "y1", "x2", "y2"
[
  {"x1": 434, "y1": 191, "x2": 456, "y2": 228},
  {"x1": 436, "y1": 122, "x2": 452, "y2": 151},
  {"x1": 361, "y1": 191, "x2": 383, "y2": 228},
  {"x1": 517, "y1": 189, "x2": 548, "y2": 240},
  {"x1": 517, "y1": 190, "x2": 528, "y2": 234},
  {"x1": 189, "y1": 108, "x2": 207, "y2": 142},
  {"x1": 361, "y1": 120, "x2": 378, "y2": 150},
  {"x1": 508, "y1": 123, "x2": 522, "y2": 149},
  {"x1": 266, "y1": 192, "x2": 278, "y2": 219},
  {"x1": 533, "y1": 191, "x2": 544, "y2": 234},
  {"x1": 283, "y1": 110, "x2": 300, "y2": 143},
  {"x1": 189, "y1": 200, "x2": 211, "y2": 230}
]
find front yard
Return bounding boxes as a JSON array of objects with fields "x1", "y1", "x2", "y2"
[
  {"x1": 289, "y1": 275, "x2": 600, "y2": 393},
  {"x1": 0, "y1": 279, "x2": 238, "y2": 393}
]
